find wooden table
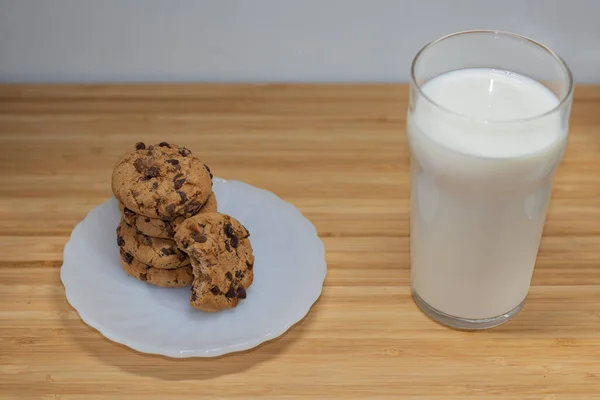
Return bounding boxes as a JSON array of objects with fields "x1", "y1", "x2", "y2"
[{"x1": 1, "y1": 84, "x2": 599, "y2": 399}]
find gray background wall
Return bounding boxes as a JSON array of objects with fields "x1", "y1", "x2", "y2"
[{"x1": 0, "y1": 0, "x2": 599, "y2": 83}]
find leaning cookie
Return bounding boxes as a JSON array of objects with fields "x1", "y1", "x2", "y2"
[
  {"x1": 119, "y1": 193, "x2": 218, "y2": 239},
  {"x1": 116, "y1": 218, "x2": 189, "y2": 269},
  {"x1": 119, "y1": 248, "x2": 193, "y2": 288},
  {"x1": 111, "y1": 141, "x2": 213, "y2": 219},
  {"x1": 174, "y1": 212, "x2": 254, "y2": 312}
]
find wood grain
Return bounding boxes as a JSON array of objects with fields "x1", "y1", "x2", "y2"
[{"x1": 1, "y1": 84, "x2": 599, "y2": 400}]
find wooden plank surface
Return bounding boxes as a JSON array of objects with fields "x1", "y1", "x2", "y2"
[{"x1": 1, "y1": 84, "x2": 599, "y2": 399}]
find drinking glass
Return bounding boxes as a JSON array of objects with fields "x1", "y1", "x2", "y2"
[{"x1": 407, "y1": 30, "x2": 574, "y2": 329}]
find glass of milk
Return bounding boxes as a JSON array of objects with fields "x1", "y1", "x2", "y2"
[{"x1": 407, "y1": 30, "x2": 574, "y2": 329}]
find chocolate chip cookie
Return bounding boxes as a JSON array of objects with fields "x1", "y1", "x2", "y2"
[
  {"x1": 118, "y1": 193, "x2": 218, "y2": 239},
  {"x1": 119, "y1": 248, "x2": 193, "y2": 288},
  {"x1": 174, "y1": 212, "x2": 254, "y2": 312},
  {"x1": 112, "y1": 142, "x2": 213, "y2": 219},
  {"x1": 117, "y1": 218, "x2": 189, "y2": 269}
]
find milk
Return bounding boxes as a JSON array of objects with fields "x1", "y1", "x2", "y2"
[{"x1": 408, "y1": 68, "x2": 567, "y2": 320}]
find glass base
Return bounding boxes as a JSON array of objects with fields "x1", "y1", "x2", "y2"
[{"x1": 412, "y1": 290, "x2": 525, "y2": 330}]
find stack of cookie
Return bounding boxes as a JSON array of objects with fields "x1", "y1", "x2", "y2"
[
  {"x1": 112, "y1": 141, "x2": 254, "y2": 312},
  {"x1": 113, "y1": 141, "x2": 215, "y2": 288}
]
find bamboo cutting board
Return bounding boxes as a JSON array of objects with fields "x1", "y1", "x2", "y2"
[{"x1": 1, "y1": 84, "x2": 599, "y2": 399}]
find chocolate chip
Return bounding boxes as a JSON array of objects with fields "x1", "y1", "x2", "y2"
[
  {"x1": 145, "y1": 166, "x2": 159, "y2": 179},
  {"x1": 236, "y1": 288, "x2": 247, "y2": 299},
  {"x1": 165, "y1": 159, "x2": 179, "y2": 165},
  {"x1": 123, "y1": 252, "x2": 134, "y2": 264},
  {"x1": 191, "y1": 291, "x2": 198, "y2": 302},
  {"x1": 165, "y1": 204, "x2": 175, "y2": 215},
  {"x1": 210, "y1": 286, "x2": 221, "y2": 295},
  {"x1": 184, "y1": 202, "x2": 201, "y2": 216},
  {"x1": 141, "y1": 235, "x2": 153, "y2": 246},
  {"x1": 230, "y1": 235, "x2": 239, "y2": 248},
  {"x1": 177, "y1": 190, "x2": 188, "y2": 204},
  {"x1": 152, "y1": 182, "x2": 158, "y2": 189},
  {"x1": 133, "y1": 158, "x2": 146, "y2": 174},
  {"x1": 117, "y1": 236, "x2": 125, "y2": 247},
  {"x1": 123, "y1": 207, "x2": 135, "y2": 218},
  {"x1": 174, "y1": 179, "x2": 186, "y2": 190},
  {"x1": 159, "y1": 142, "x2": 171, "y2": 148},
  {"x1": 223, "y1": 223, "x2": 235, "y2": 238},
  {"x1": 135, "y1": 142, "x2": 146, "y2": 150},
  {"x1": 161, "y1": 247, "x2": 176, "y2": 256},
  {"x1": 179, "y1": 147, "x2": 191, "y2": 157},
  {"x1": 225, "y1": 286, "x2": 236, "y2": 299},
  {"x1": 225, "y1": 271, "x2": 232, "y2": 280},
  {"x1": 139, "y1": 273, "x2": 147, "y2": 281},
  {"x1": 173, "y1": 173, "x2": 186, "y2": 190},
  {"x1": 225, "y1": 241, "x2": 231, "y2": 252},
  {"x1": 178, "y1": 252, "x2": 187, "y2": 262},
  {"x1": 144, "y1": 217, "x2": 151, "y2": 223},
  {"x1": 167, "y1": 226, "x2": 176, "y2": 238},
  {"x1": 246, "y1": 260, "x2": 253, "y2": 269},
  {"x1": 147, "y1": 145, "x2": 154, "y2": 150},
  {"x1": 191, "y1": 232, "x2": 207, "y2": 243},
  {"x1": 235, "y1": 270, "x2": 243, "y2": 278}
]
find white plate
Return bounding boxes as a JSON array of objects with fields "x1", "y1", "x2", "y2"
[{"x1": 61, "y1": 178, "x2": 326, "y2": 358}]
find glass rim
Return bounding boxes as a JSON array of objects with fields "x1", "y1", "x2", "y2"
[{"x1": 409, "y1": 30, "x2": 574, "y2": 124}]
